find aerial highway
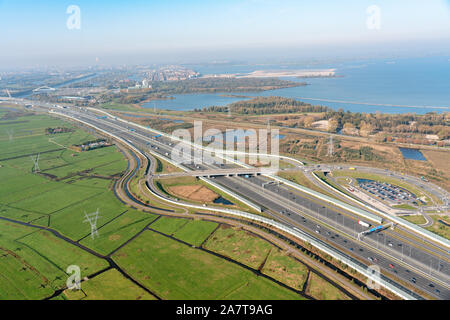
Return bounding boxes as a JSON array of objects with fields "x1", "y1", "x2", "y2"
[{"x1": 25, "y1": 102, "x2": 450, "y2": 299}]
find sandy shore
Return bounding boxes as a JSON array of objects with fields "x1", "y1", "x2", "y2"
[
  {"x1": 240, "y1": 69, "x2": 336, "y2": 78},
  {"x1": 201, "y1": 69, "x2": 336, "y2": 79}
]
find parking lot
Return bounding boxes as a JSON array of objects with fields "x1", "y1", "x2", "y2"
[{"x1": 357, "y1": 179, "x2": 422, "y2": 206}]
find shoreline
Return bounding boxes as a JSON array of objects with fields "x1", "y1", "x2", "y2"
[
  {"x1": 138, "y1": 92, "x2": 450, "y2": 113},
  {"x1": 200, "y1": 69, "x2": 337, "y2": 79}
]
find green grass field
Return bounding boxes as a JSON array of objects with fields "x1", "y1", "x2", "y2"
[
  {"x1": 0, "y1": 220, "x2": 108, "y2": 299},
  {"x1": 63, "y1": 269, "x2": 157, "y2": 300},
  {"x1": 401, "y1": 215, "x2": 427, "y2": 225},
  {"x1": 306, "y1": 273, "x2": 351, "y2": 300},
  {"x1": 80, "y1": 209, "x2": 158, "y2": 255},
  {"x1": 0, "y1": 111, "x2": 159, "y2": 299},
  {"x1": 393, "y1": 204, "x2": 417, "y2": 210},
  {"x1": 277, "y1": 171, "x2": 337, "y2": 199},
  {"x1": 426, "y1": 215, "x2": 450, "y2": 240},
  {"x1": 149, "y1": 216, "x2": 190, "y2": 235},
  {"x1": 0, "y1": 109, "x2": 358, "y2": 300},
  {"x1": 204, "y1": 225, "x2": 273, "y2": 269},
  {"x1": 171, "y1": 220, "x2": 218, "y2": 247},
  {"x1": 261, "y1": 250, "x2": 309, "y2": 291},
  {"x1": 149, "y1": 216, "x2": 218, "y2": 246},
  {"x1": 112, "y1": 230, "x2": 305, "y2": 300}
]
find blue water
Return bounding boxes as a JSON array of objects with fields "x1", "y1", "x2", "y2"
[
  {"x1": 143, "y1": 56, "x2": 450, "y2": 114},
  {"x1": 213, "y1": 196, "x2": 234, "y2": 205},
  {"x1": 142, "y1": 93, "x2": 252, "y2": 111},
  {"x1": 399, "y1": 148, "x2": 427, "y2": 161}
]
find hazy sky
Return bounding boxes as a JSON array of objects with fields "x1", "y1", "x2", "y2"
[{"x1": 1, "y1": 0, "x2": 450, "y2": 68}]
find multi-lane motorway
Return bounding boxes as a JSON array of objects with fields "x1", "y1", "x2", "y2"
[{"x1": 33, "y1": 104, "x2": 450, "y2": 299}]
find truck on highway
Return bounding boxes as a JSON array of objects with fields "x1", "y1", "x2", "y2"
[{"x1": 358, "y1": 220, "x2": 370, "y2": 228}]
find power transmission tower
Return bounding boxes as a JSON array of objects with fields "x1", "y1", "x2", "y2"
[
  {"x1": 83, "y1": 209, "x2": 101, "y2": 239},
  {"x1": 6, "y1": 129, "x2": 14, "y2": 141},
  {"x1": 31, "y1": 153, "x2": 40, "y2": 173}
]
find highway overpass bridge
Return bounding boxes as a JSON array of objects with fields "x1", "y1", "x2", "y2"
[{"x1": 154, "y1": 167, "x2": 279, "y2": 179}]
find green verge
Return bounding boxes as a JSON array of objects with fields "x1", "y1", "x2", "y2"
[
  {"x1": 204, "y1": 225, "x2": 273, "y2": 270},
  {"x1": 401, "y1": 215, "x2": 427, "y2": 225},
  {"x1": 306, "y1": 273, "x2": 351, "y2": 300},
  {"x1": 261, "y1": 249, "x2": 309, "y2": 291},
  {"x1": 426, "y1": 215, "x2": 450, "y2": 240}
]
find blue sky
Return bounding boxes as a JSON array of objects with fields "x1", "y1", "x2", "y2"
[{"x1": 1, "y1": 0, "x2": 450, "y2": 67}]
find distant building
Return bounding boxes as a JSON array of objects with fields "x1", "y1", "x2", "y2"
[{"x1": 142, "y1": 79, "x2": 150, "y2": 88}]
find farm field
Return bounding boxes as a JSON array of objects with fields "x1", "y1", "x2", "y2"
[
  {"x1": 149, "y1": 216, "x2": 218, "y2": 247},
  {"x1": 306, "y1": 273, "x2": 351, "y2": 300},
  {"x1": 0, "y1": 220, "x2": 108, "y2": 300},
  {"x1": 204, "y1": 225, "x2": 273, "y2": 269},
  {"x1": 63, "y1": 269, "x2": 157, "y2": 300},
  {"x1": 80, "y1": 209, "x2": 159, "y2": 255},
  {"x1": 0, "y1": 109, "x2": 359, "y2": 301},
  {"x1": 0, "y1": 111, "x2": 157, "y2": 299},
  {"x1": 203, "y1": 224, "x2": 351, "y2": 298},
  {"x1": 261, "y1": 249, "x2": 309, "y2": 291},
  {"x1": 112, "y1": 230, "x2": 305, "y2": 300}
]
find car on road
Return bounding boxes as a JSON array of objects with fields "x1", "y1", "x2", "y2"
[{"x1": 389, "y1": 264, "x2": 395, "y2": 269}]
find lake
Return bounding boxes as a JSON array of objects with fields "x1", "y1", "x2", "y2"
[
  {"x1": 399, "y1": 148, "x2": 427, "y2": 161},
  {"x1": 213, "y1": 196, "x2": 234, "y2": 205},
  {"x1": 142, "y1": 56, "x2": 450, "y2": 114}
]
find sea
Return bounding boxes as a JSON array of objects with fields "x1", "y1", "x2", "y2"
[{"x1": 142, "y1": 56, "x2": 450, "y2": 114}]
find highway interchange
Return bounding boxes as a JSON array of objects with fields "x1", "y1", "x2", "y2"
[{"x1": 19, "y1": 102, "x2": 450, "y2": 300}]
